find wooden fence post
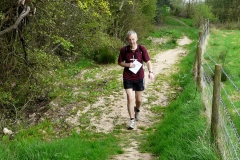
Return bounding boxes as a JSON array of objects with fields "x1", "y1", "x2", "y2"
[
  {"x1": 196, "y1": 44, "x2": 202, "y2": 87},
  {"x1": 211, "y1": 64, "x2": 222, "y2": 144},
  {"x1": 193, "y1": 31, "x2": 203, "y2": 83},
  {"x1": 193, "y1": 43, "x2": 199, "y2": 81}
]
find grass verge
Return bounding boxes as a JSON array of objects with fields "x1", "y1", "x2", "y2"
[
  {"x1": 142, "y1": 42, "x2": 219, "y2": 160},
  {"x1": 140, "y1": 17, "x2": 219, "y2": 159},
  {"x1": 0, "y1": 132, "x2": 122, "y2": 160}
]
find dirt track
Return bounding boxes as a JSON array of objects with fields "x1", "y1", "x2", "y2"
[
  {"x1": 40, "y1": 36, "x2": 192, "y2": 159},
  {"x1": 80, "y1": 36, "x2": 192, "y2": 159},
  {"x1": 33, "y1": 35, "x2": 193, "y2": 160}
]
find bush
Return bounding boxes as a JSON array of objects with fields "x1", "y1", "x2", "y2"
[
  {"x1": 191, "y1": 4, "x2": 216, "y2": 28},
  {"x1": 213, "y1": 22, "x2": 240, "y2": 30},
  {"x1": 94, "y1": 46, "x2": 117, "y2": 64}
]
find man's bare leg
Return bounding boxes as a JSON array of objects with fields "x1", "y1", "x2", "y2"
[
  {"x1": 135, "y1": 91, "x2": 142, "y2": 110},
  {"x1": 125, "y1": 89, "x2": 135, "y2": 119},
  {"x1": 134, "y1": 91, "x2": 142, "y2": 121}
]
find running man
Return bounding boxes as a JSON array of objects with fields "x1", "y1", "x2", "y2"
[{"x1": 118, "y1": 30, "x2": 154, "y2": 129}]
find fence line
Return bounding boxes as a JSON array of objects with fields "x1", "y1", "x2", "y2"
[
  {"x1": 202, "y1": 58, "x2": 240, "y2": 160},
  {"x1": 205, "y1": 53, "x2": 240, "y2": 118},
  {"x1": 221, "y1": 86, "x2": 240, "y2": 117},
  {"x1": 220, "y1": 97, "x2": 239, "y2": 159},
  {"x1": 220, "y1": 97, "x2": 239, "y2": 143},
  {"x1": 194, "y1": 19, "x2": 240, "y2": 160},
  {"x1": 205, "y1": 52, "x2": 240, "y2": 93},
  {"x1": 222, "y1": 69, "x2": 240, "y2": 93}
]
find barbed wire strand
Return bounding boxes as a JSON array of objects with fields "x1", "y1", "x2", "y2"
[
  {"x1": 220, "y1": 109, "x2": 240, "y2": 160},
  {"x1": 203, "y1": 60, "x2": 215, "y2": 75},
  {"x1": 219, "y1": 102, "x2": 239, "y2": 160},
  {"x1": 205, "y1": 53, "x2": 240, "y2": 93},
  {"x1": 222, "y1": 69, "x2": 240, "y2": 93},
  {"x1": 203, "y1": 70, "x2": 213, "y2": 98},
  {"x1": 220, "y1": 97, "x2": 240, "y2": 140},
  {"x1": 221, "y1": 84, "x2": 240, "y2": 118},
  {"x1": 202, "y1": 72, "x2": 213, "y2": 109},
  {"x1": 205, "y1": 52, "x2": 217, "y2": 64},
  {"x1": 221, "y1": 122, "x2": 235, "y2": 160},
  {"x1": 222, "y1": 123, "x2": 239, "y2": 160}
]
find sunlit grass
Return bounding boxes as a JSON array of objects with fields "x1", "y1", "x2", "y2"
[
  {"x1": 48, "y1": 61, "x2": 122, "y2": 105},
  {"x1": 140, "y1": 18, "x2": 219, "y2": 159},
  {"x1": 205, "y1": 29, "x2": 240, "y2": 133},
  {"x1": 142, "y1": 43, "x2": 219, "y2": 159},
  {"x1": 143, "y1": 18, "x2": 197, "y2": 54},
  {"x1": 0, "y1": 132, "x2": 122, "y2": 160}
]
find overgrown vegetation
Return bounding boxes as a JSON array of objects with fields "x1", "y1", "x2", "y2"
[
  {"x1": 0, "y1": 0, "x2": 157, "y2": 113},
  {"x1": 1, "y1": 0, "x2": 239, "y2": 159},
  {"x1": 1, "y1": 0, "x2": 239, "y2": 121},
  {"x1": 0, "y1": 16, "x2": 221, "y2": 159},
  {"x1": 205, "y1": 0, "x2": 240, "y2": 23}
]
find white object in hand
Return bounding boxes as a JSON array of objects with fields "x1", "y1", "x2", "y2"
[{"x1": 129, "y1": 60, "x2": 142, "y2": 74}]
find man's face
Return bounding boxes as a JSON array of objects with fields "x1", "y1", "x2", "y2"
[{"x1": 127, "y1": 34, "x2": 138, "y2": 47}]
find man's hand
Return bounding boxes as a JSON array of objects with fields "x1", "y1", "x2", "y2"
[
  {"x1": 129, "y1": 62, "x2": 135, "y2": 68},
  {"x1": 148, "y1": 72, "x2": 154, "y2": 80}
]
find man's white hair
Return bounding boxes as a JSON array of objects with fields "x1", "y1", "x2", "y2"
[{"x1": 127, "y1": 30, "x2": 138, "y2": 38}]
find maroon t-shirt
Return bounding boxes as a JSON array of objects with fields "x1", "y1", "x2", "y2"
[{"x1": 118, "y1": 45, "x2": 150, "y2": 81}]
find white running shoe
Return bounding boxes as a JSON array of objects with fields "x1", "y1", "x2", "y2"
[
  {"x1": 128, "y1": 119, "x2": 135, "y2": 129},
  {"x1": 134, "y1": 107, "x2": 140, "y2": 121}
]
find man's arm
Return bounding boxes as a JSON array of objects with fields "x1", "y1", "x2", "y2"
[
  {"x1": 118, "y1": 47, "x2": 135, "y2": 68},
  {"x1": 146, "y1": 60, "x2": 153, "y2": 72},
  {"x1": 146, "y1": 60, "x2": 154, "y2": 80},
  {"x1": 118, "y1": 61, "x2": 135, "y2": 68}
]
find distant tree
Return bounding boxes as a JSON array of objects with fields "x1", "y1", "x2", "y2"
[
  {"x1": 155, "y1": 0, "x2": 172, "y2": 24},
  {"x1": 206, "y1": 0, "x2": 240, "y2": 22},
  {"x1": 191, "y1": 3, "x2": 216, "y2": 27},
  {"x1": 108, "y1": 0, "x2": 157, "y2": 40}
]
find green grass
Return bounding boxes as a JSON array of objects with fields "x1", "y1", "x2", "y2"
[
  {"x1": 206, "y1": 29, "x2": 240, "y2": 78},
  {"x1": 205, "y1": 29, "x2": 240, "y2": 133},
  {"x1": 140, "y1": 17, "x2": 219, "y2": 159},
  {"x1": 144, "y1": 17, "x2": 197, "y2": 53},
  {"x1": 48, "y1": 60, "x2": 122, "y2": 105},
  {"x1": 0, "y1": 17, "x2": 222, "y2": 160},
  {"x1": 0, "y1": 58, "x2": 124, "y2": 159},
  {"x1": 0, "y1": 132, "x2": 122, "y2": 160},
  {"x1": 165, "y1": 16, "x2": 193, "y2": 27},
  {"x1": 142, "y1": 42, "x2": 219, "y2": 160}
]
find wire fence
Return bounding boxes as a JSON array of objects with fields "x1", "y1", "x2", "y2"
[
  {"x1": 194, "y1": 19, "x2": 240, "y2": 160},
  {"x1": 202, "y1": 55, "x2": 240, "y2": 160}
]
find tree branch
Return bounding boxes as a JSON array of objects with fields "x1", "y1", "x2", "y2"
[
  {"x1": 0, "y1": 6, "x2": 30, "y2": 37},
  {"x1": 119, "y1": 0, "x2": 125, "y2": 11}
]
